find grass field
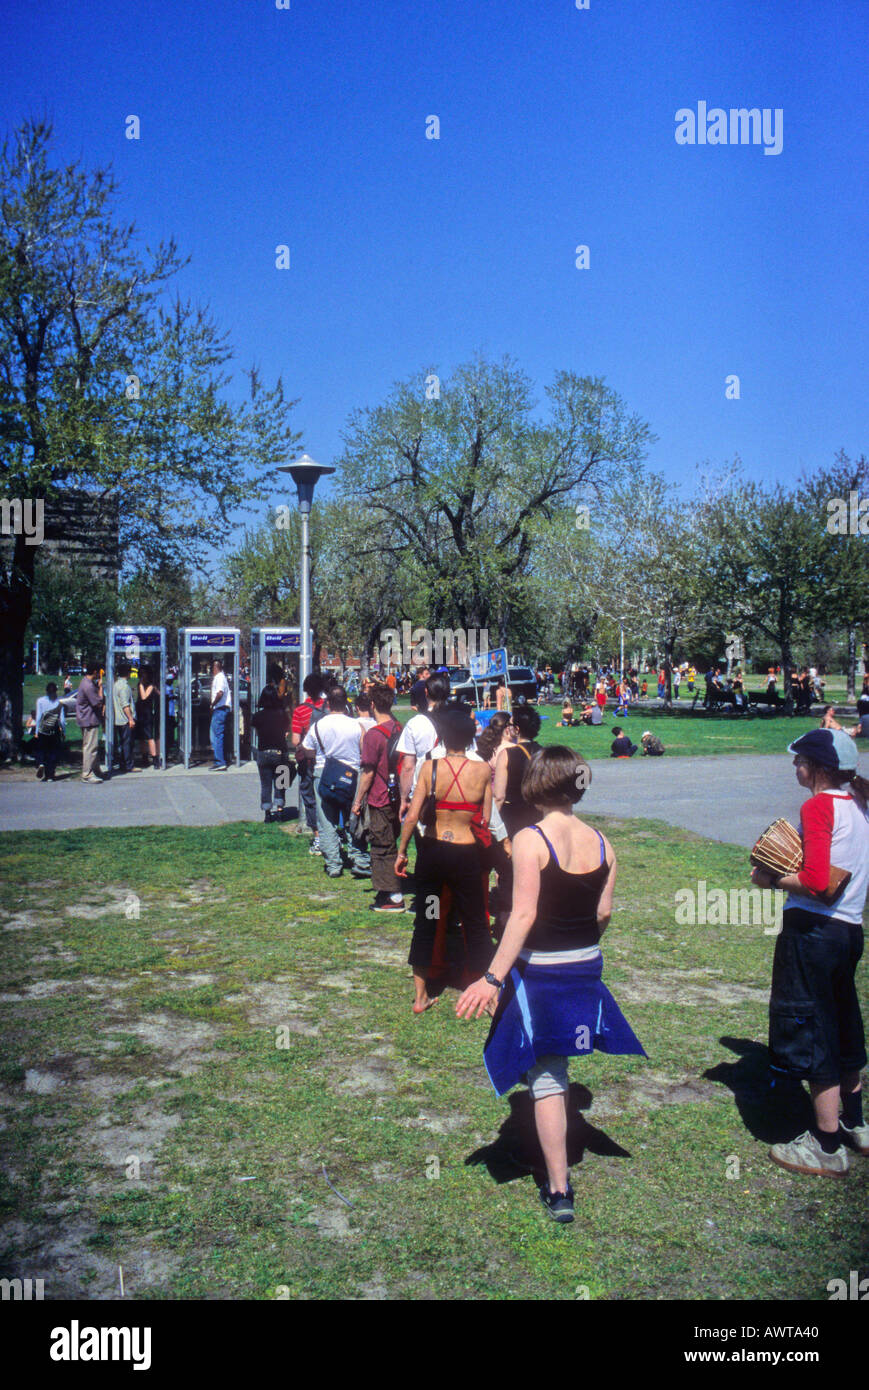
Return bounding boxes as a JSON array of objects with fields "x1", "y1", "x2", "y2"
[{"x1": 1, "y1": 818, "x2": 865, "y2": 1300}]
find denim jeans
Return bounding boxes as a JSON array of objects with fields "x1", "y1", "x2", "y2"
[
  {"x1": 256, "y1": 750, "x2": 291, "y2": 810},
  {"x1": 298, "y1": 759, "x2": 318, "y2": 831},
  {"x1": 313, "y1": 769, "x2": 370, "y2": 874},
  {"x1": 210, "y1": 706, "x2": 229, "y2": 765}
]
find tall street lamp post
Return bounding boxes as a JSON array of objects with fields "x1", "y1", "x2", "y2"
[{"x1": 277, "y1": 453, "x2": 335, "y2": 684}]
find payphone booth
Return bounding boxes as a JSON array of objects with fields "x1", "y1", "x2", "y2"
[
  {"x1": 178, "y1": 627, "x2": 241, "y2": 769},
  {"x1": 105, "y1": 626, "x2": 167, "y2": 772},
  {"x1": 249, "y1": 627, "x2": 311, "y2": 751}
]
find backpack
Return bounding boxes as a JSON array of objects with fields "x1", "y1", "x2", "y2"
[
  {"x1": 295, "y1": 699, "x2": 326, "y2": 764},
  {"x1": 381, "y1": 718, "x2": 403, "y2": 807},
  {"x1": 38, "y1": 704, "x2": 62, "y2": 738}
]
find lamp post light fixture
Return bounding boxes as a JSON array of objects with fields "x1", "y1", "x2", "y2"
[{"x1": 277, "y1": 453, "x2": 336, "y2": 683}]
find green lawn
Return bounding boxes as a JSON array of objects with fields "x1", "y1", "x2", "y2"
[
  {"x1": 392, "y1": 701, "x2": 830, "y2": 760},
  {"x1": 0, "y1": 819, "x2": 865, "y2": 1300}
]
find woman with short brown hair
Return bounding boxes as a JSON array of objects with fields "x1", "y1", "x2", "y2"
[{"x1": 457, "y1": 746, "x2": 645, "y2": 1223}]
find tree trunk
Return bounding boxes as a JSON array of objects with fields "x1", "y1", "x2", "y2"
[
  {"x1": 846, "y1": 626, "x2": 857, "y2": 702},
  {"x1": 0, "y1": 534, "x2": 37, "y2": 758},
  {"x1": 780, "y1": 642, "x2": 794, "y2": 715},
  {"x1": 663, "y1": 643, "x2": 673, "y2": 710}
]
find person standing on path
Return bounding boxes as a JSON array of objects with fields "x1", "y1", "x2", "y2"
[
  {"x1": 209, "y1": 659, "x2": 231, "y2": 769},
  {"x1": 136, "y1": 663, "x2": 161, "y2": 770},
  {"x1": 353, "y1": 682, "x2": 406, "y2": 913},
  {"x1": 75, "y1": 661, "x2": 105, "y2": 783},
  {"x1": 291, "y1": 672, "x2": 327, "y2": 852},
  {"x1": 112, "y1": 661, "x2": 136, "y2": 774},
  {"x1": 302, "y1": 685, "x2": 370, "y2": 879},
  {"x1": 33, "y1": 681, "x2": 66, "y2": 781},
  {"x1": 397, "y1": 672, "x2": 450, "y2": 818}
]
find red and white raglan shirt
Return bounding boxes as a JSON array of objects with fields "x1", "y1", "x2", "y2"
[{"x1": 785, "y1": 790, "x2": 869, "y2": 925}]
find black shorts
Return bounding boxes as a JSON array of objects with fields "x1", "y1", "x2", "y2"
[{"x1": 768, "y1": 908, "x2": 866, "y2": 1084}]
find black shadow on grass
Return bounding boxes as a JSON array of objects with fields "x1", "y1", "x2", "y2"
[
  {"x1": 704, "y1": 1036, "x2": 814, "y2": 1144},
  {"x1": 465, "y1": 1083, "x2": 630, "y2": 1185}
]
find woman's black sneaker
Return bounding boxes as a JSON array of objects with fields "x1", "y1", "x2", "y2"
[{"x1": 540, "y1": 1183, "x2": 575, "y2": 1223}]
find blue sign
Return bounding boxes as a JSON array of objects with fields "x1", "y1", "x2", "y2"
[
  {"x1": 189, "y1": 631, "x2": 238, "y2": 649},
  {"x1": 470, "y1": 647, "x2": 508, "y2": 680},
  {"x1": 264, "y1": 631, "x2": 300, "y2": 649},
  {"x1": 113, "y1": 630, "x2": 163, "y2": 649}
]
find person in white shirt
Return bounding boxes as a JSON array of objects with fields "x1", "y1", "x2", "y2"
[
  {"x1": 210, "y1": 660, "x2": 232, "y2": 769},
  {"x1": 303, "y1": 686, "x2": 370, "y2": 878},
  {"x1": 354, "y1": 692, "x2": 376, "y2": 734},
  {"x1": 34, "y1": 682, "x2": 66, "y2": 781},
  {"x1": 397, "y1": 672, "x2": 450, "y2": 816}
]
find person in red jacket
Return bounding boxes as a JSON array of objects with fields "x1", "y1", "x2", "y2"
[{"x1": 751, "y1": 729, "x2": 869, "y2": 1176}]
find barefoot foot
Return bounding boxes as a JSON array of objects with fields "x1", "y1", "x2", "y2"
[{"x1": 412, "y1": 995, "x2": 439, "y2": 1015}]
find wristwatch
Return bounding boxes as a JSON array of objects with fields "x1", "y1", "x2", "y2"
[{"x1": 484, "y1": 971, "x2": 504, "y2": 990}]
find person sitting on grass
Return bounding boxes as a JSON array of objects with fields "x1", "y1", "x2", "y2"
[
  {"x1": 640, "y1": 731, "x2": 665, "y2": 756},
  {"x1": 456, "y1": 747, "x2": 646, "y2": 1224},
  {"x1": 558, "y1": 698, "x2": 574, "y2": 728},
  {"x1": 579, "y1": 703, "x2": 603, "y2": 726},
  {"x1": 610, "y1": 726, "x2": 637, "y2": 758},
  {"x1": 822, "y1": 703, "x2": 869, "y2": 742}
]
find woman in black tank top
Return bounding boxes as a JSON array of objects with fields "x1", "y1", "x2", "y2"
[
  {"x1": 494, "y1": 704, "x2": 542, "y2": 838},
  {"x1": 457, "y1": 745, "x2": 645, "y2": 1224}
]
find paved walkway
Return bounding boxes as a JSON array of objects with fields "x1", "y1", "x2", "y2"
[{"x1": 2, "y1": 752, "x2": 867, "y2": 846}]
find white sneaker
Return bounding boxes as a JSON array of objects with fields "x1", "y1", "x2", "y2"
[
  {"x1": 840, "y1": 1122, "x2": 869, "y2": 1156},
  {"x1": 769, "y1": 1130, "x2": 849, "y2": 1178}
]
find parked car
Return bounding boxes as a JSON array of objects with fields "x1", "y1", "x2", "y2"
[{"x1": 447, "y1": 665, "x2": 538, "y2": 704}]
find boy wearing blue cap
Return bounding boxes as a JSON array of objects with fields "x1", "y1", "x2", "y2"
[{"x1": 751, "y1": 729, "x2": 869, "y2": 1176}]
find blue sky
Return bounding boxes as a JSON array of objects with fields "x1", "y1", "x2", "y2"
[{"x1": 6, "y1": 0, "x2": 867, "y2": 528}]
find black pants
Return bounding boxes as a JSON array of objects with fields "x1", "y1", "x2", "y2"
[
  {"x1": 769, "y1": 908, "x2": 866, "y2": 1084},
  {"x1": 408, "y1": 838, "x2": 491, "y2": 977},
  {"x1": 36, "y1": 732, "x2": 62, "y2": 779}
]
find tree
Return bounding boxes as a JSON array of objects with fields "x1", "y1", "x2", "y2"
[
  {"x1": 224, "y1": 498, "x2": 429, "y2": 675},
  {"x1": 337, "y1": 356, "x2": 654, "y2": 646},
  {"x1": 0, "y1": 120, "x2": 301, "y2": 753},
  {"x1": 25, "y1": 556, "x2": 118, "y2": 672},
  {"x1": 700, "y1": 471, "x2": 828, "y2": 705},
  {"x1": 801, "y1": 452, "x2": 869, "y2": 700}
]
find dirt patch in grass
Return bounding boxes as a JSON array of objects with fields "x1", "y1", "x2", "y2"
[
  {"x1": 618, "y1": 966, "x2": 768, "y2": 1008},
  {"x1": 397, "y1": 1111, "x2": 471, "y2": 1134},
  {"x1": 0, "y1": 910, "x2": 46, "y2": 931},
  {"x1": 102, "y1": 1015, "x2": 227, "y2": 1076},
  {"x1": 91, "y1": 1104, "x2": 182, "y2": 1170},
  {"x1": 64, "y1": 887, "x2": 141, "y2": 920},
  {"x1": 589, "y1": 1069, "x2": 720, "y2": 1118},
  {"x1": 335, "y1": 1060, "x2": 396, "y2": 1096}
]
